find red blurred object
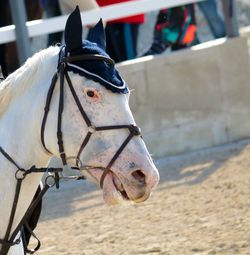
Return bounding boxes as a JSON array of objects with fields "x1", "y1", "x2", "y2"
[{"x1": 96, "y1": 0, "x2": 145, "y2": 23}]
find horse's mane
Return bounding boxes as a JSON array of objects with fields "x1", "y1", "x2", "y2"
[{"x1": 0, "y1": 46, "x2": 59, "y2": 116}]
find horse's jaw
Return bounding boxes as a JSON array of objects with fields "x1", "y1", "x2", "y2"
[
  {"x1": 101, "y1": 171, "x2": 153, "y2": 205},
  {"x1": 82, "y1": 168, "x2": 129, "y2": 205},
  {"x1": 81, "y1": 161, "x2": 159, "y2": 206}
]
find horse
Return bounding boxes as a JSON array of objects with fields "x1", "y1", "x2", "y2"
[{"x1": 0, "y1": 7, "x2": 159, "y2": 255}]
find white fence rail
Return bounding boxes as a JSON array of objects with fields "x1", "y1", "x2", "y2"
[{"x1": 0, "y1": 0, "x2": 203, "y2": 44}]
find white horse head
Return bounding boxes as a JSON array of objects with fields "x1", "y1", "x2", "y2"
[
  {"x1": 41, "y1": 7, "x2": 159, "y2": 205},
  {"x1": 0, "y1": 7, "x2": 159, "y2": 255}
]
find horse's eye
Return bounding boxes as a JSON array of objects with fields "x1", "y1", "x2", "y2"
[
  {"x1": 86, "y1": 90, "x2": 95, "y2": 97},
  {"x1": 83, "y1": 88, "x2": 101, "y2": 102}
]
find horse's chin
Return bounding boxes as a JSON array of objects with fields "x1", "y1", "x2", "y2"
[
  {"x1": 102, "y1": 172, "x2": 130, "y2": 205},
  {"x1": 83, "y1": 168, "x2": 147, "y2": 205}
]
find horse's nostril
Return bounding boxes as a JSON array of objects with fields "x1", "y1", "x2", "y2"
[{"x1": 132, "y1": 170, "x2": 146, "y2": 184}]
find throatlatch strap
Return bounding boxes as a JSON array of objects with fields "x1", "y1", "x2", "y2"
[
  {"x1": 0, "y1": 146, "x2": 21, "y2": 169},
  {"x1": 57, "y1": 64, "x2": 67, "y2": 166},
  {"x1": 41, "y1": 73, "x2": 58, "y2": 154}
]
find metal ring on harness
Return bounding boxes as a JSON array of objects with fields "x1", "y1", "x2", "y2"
[
  {"x1": 15, "y1": 169, "x2": 26, "y2": 180},
  {"x1": 45, "y1": 175, "x2": 56, "y2": 188}
]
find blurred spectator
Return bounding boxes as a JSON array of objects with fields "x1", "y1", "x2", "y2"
[
  {"x1": 43, "y1": 0, "x2": 144, "y2": 62},
  {"x1": 198, "y1": 0, "x2": 226, "y2": 39},
  {"x1": 58, "y1": 0, "x2": 99, "y2": 14},
  {"x1": 40, "y1": 0, "x2": 100, "y2": 46},
  {"x1": 40, "y1": 0, "x2": 63, "y2": 46},
  {"x1": 59, "y1": 0, "x2": 100, "y2": 41},
  {"x1": 96, "y1": 0, "x2": 145, "y2": 62},
  {"x1": 142, "y1": 4, "x2": 197, "y2": 56}
]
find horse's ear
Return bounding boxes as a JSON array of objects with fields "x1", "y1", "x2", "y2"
[
  {"x1": 88, "y1": 19, "x2": 106, "y2": 50},
  {"x1": 65, "y1": 6, "x2": 83, "y2": 52}
]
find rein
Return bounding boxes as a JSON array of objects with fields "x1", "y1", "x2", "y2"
[
  {"x1": 0, "y1": 147, "x2": 62, "y2": 255},
  {"x1": 0, "y1": 47, "x2": 142, "y2": 255}
]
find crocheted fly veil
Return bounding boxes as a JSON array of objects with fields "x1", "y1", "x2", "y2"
[{"x1": 64, "y1": 6, "x2": 128, "y2": 94}]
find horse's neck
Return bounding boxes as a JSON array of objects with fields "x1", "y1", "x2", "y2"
[{"x1": 0, "y1": 69, "x2": 53, "y2": 252}]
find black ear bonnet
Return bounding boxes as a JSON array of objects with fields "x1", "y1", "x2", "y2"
[{"x1": 63, "y1": 6, "x2": 128, "y2": 94}]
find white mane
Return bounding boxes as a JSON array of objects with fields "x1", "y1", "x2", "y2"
[{"x1": 0, "y1": 46, "x2": 59, "y2": 116}]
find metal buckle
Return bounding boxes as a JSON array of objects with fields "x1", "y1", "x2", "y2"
[
  {"x1": 66, "y1": 156, "x2": 83, "y2": 169},
  {"x1": 58, "y1": 156, "x2": 85, "y2": 180}
]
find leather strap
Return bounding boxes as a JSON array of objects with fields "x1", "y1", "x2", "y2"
[
  {"x1": 0, "y1": 179, "x2": 22, "y2": 255},
  {"x1": 100, "y1": 125, "x2": 141, "y2": 188},
  {"x1": 65, "y1": 71, "x2": 92, "y2": 126},
  {"x1": 61, "y1": 54, "x2": 115, "y2": 66},
  {"x1": 40, "y1": 73, "x2": 58, "y2": 155},
  {"x1": 22, "y1": 222, "x2": 41, "y2": 254},
  {"x1": 0, "y1": 147, "x2": 62, "y2": 255},
  {"x1": 57, "y1": 63, "x2": 67, "y2": 166}
]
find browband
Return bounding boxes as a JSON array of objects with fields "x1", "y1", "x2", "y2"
[{"x1": 61, "y1": 54, "x2": 115, "y2": 66}]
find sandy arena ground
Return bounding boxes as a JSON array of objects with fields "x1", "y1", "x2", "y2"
[{"x1": 31, "y1": 139, "x2": 250, "y2": 255}]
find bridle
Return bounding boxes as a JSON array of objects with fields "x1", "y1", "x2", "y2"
[
  {"x1": 0, "y1": 47, "x2": 142, "y2": 254},
  {"x1": 41, "y1": 47, "x2": 142, "y2": 188}
]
